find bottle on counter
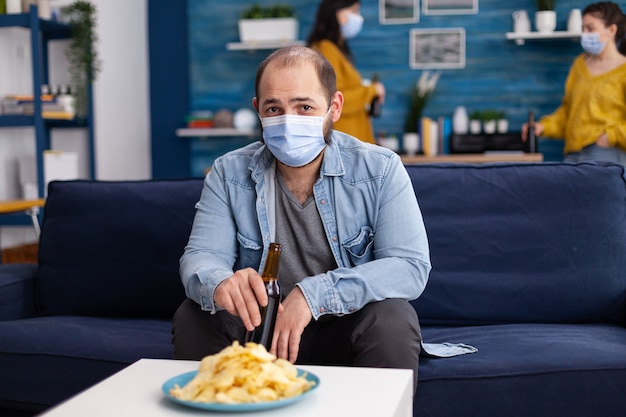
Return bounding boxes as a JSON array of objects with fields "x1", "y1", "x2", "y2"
[
  {"x1": 244, "y1": 242, "x2": 281, "y2": 349},
  {"x1": 527, "y1": 110, "x2": 537, "y2": 153}
]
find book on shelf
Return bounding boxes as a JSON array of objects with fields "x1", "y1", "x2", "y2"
[
  {"x1": 42, "y1": 111, "x2": 75, "y2": 120},
  {"x1": 1, "y1": 94, "x2": 74, "y2": 119},
  {"x1": 22, "y1": 103, "x2": 67, "y2": 114},
  {"x1": 4, "y1": 94, "x2": 55, "y2": 102},
  {"x1": 419, "y1": 116, "x2": 451, "y2": 156}
]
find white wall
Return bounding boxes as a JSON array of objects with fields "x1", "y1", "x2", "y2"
[
  {"x1": 0, "y1": 0, "x2": 151, "y2": 249},
  {"x1": 92, "y1": 0, "x2": 151, "y2": 180}
]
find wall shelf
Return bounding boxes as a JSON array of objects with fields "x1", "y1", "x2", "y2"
[
  {"x1": 176, "y1": 127, "x2": 257, "y2": 138},
  {"x1": 401, "y1": 153, "x2": 543, "y2": 164},
  {"x1": 226, "y1": 40, "x2": 304, "y2": 51},
  {"x1": 505, "y1": 31, "x2": 581, "y2": 45}
]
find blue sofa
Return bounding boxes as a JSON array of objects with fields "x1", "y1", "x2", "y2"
[{"x1": 0, "y1": 162, "x2": 625, "y2": 417}]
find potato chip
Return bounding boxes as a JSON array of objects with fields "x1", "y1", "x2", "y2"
[{"x1": 169, "y1": 341, "x2": 315, "y2": 404}]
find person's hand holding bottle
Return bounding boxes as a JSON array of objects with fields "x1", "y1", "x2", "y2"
[
  {"x1": 374, "y1": 80, "x2": 386, "y2": 105},
  {"x1": 521, "y1": 121, "x2": 544, "y2": 142}
]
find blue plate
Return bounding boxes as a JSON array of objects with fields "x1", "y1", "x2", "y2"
[{"x1": 162, "y1": 368, "x2": 320, "y2": 412}]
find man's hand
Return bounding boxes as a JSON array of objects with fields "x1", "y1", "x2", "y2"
[
  {"x1": 270, "y1": 287, "x2": 313, "y2": 363},
  {"x1": 213, "y1": 268, "x2": 268, "y2": 331}
]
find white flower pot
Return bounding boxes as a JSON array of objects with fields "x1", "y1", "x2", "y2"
[
  {"x1": 238, "y1": 18, "x2": 298, "y2": 43},
  {"x1": 378, "y1": 136, "x2": 399, "y2": 152},
  {"x1": 535, "y1": 11, "x2": 556, "y2": 33},
  {"x1": 497, "y1": 119, "x2": 509, "y2": 134},
  {"x1": 483, "y1": 120, "x2": 496, "y2": 134},
  {"x1": 469, "y1": 120, "x2": 481, "y2": 134},
  {"x1": 403, "y1": 133, "x2": 420, "y2": 156}
]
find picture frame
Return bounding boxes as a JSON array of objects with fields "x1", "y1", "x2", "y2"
[
  {"x1": 422, "y1": 0, "x2": 478, "y2": 15},
  {"x1": 409, "y1": 28, "x2": 466, "y2": 69},
  {"x1": 379, "y1": 0, "x2": 419, "y2": 24}
]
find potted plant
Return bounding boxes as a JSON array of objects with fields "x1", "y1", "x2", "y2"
[
  {"x1": 403, "y1": 71, "x2": 440, "y2": 154},
  {"x1": 238, "y1": 4, "x2": 298, "y2": 44},
  {"x1": 469, "y1": 110, "x2": 482, "y2": 134},
  {"x1": 535, "y1": 0, "x2": 556, "y2": 33},
  {"x1": 404, "y1": 71, "x2": 441, "y2": 133},
  {"x1": 60, "y1": 0, "x2": 101, "y2": 117}
]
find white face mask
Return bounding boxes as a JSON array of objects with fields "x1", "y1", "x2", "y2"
[
  {"x1": 580, "y1": 32, "x2": 607, "y2": 55},
  {"x1": 341, "y1": 13, "x2": 364, "y2": 39},
  {"x1": 260, "y1": 109, "x2": 331, "y2": 167}
]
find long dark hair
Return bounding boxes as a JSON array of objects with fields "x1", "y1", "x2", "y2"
[
  {"x1": 306, "y1": 0, "x2": 360, "y2": 59},
  {"x1": 583, "y1": 1, "x2": 626, "y2": 55}
]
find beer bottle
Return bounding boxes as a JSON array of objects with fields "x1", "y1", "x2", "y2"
[
  {"x1": 369, "y1": 74, "x2": 382, "y2": 118},
  {"x1": 527, "y1": 110, "x2": 537, "y2": 153},
  {"x1": 244, "y1": 242, "x2": 281, "y2": 349}
]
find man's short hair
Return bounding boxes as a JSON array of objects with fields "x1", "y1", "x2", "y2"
[{"x1": 255, "y1": 46, "x2": 337, "y2": 106}]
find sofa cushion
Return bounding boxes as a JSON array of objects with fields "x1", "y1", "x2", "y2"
[
  {"x1": 407, "y1": 162, "x2": 626, "y2": 325},
  {"x1": 0, "y1": 263, "x2": 37, "y2": 320},
  {"x1": 417, "y1": 324, "x2": 626, "y2": 417},
  {"x1": 36, "y1": 179, "x2": 204, "y2": 318},
  {"x1": 0, "y1": 316, "x2": 172, "y2": 408}
]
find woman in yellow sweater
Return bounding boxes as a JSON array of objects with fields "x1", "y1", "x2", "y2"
[
  {"x1": 522, "y1": 2, "x2": 626, "y2": 163},
  {"x1": 307, "y1": 0, "x2": 385, "y2": 144}
]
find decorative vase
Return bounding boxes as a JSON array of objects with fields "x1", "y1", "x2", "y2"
[
  {"x1": 567, "y1": 9, "x2": 582, "y2": 33},
  {"x1": 512, "y1": 10, "x2": 531, "y2": 33},
  {"x1": 453, "y1": 106, "x2": 469, "y2": 135},
  {"x1": 535, "y1": 10, "x2": 556, "y2": 33},
  {"x1": 403, "y1": 133, "x2": 420, "y2": 156}
]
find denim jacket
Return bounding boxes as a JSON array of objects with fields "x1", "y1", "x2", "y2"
[{"x1": 179, "y1": 131, "x2": 431, "y2": 320}]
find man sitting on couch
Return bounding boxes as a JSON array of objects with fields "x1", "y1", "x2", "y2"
[{"x1": 172, "y1": 46, "x2": 431, "y2": 390}]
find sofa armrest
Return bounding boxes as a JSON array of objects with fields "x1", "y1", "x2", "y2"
[{"x1": 0, "y1": 263, "x2": 38, "y2": 320}]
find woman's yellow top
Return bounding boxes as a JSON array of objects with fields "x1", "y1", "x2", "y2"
[
  {"x1": 540, "y1": 53, "x2": 626, "y2": 155},
  {"x1": 310, "y1": 40, "x2": 378, "y2": 144}
]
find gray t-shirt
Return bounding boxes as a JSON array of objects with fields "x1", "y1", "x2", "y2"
[{"x1": 274, "y1": 171, "x2": 337, "y2": 297}]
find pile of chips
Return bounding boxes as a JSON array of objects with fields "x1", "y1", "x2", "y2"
[{"x1": 169, "y1": 341, "x2": 315, "y2": 404}]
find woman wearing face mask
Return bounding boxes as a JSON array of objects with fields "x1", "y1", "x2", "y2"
[
  {"x1": 521, "y1": 2, "x2": 626, "y2": 164},
  {"x1": 307, "y1": 0, "x2": 385, "y2": 144}
]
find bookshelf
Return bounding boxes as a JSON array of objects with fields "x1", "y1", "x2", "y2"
[{"x1": 0, "y1": 5, "x2": 95, "y2": 226}]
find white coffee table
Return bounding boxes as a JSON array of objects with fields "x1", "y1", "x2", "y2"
[{"x1": 39, "y1": 359, "x2": 413, "y2": 417}]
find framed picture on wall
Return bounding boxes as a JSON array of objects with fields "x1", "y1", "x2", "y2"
[
  {"x1": 409, "y1": 28, "x2": 466, "y2": 69},
  {"x1": 379, "y1": 0, "x2": 419, "y2": 24},
  {"x1": 422, "y1": 0, "x2": 478, "y2": 15}
]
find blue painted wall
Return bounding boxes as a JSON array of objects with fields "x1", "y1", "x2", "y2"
[
  {"x1": 184, "y1": 0, "x2": 618, "y2": 177},
  {"x1": 149, "y1": 0, "x2": 190, "y2": 179}
]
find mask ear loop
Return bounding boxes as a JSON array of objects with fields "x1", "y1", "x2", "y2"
[{"x1": 323, "y1": 106, "x2": 332, "y2": 122}]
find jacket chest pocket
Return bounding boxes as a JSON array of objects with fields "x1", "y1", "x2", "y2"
[
  {"x1": 235, "y1": 232, "x2": 262, "y2": 270},
  {"x1": 342, "y1": 226, "x2": 375, "y2": 266}
]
